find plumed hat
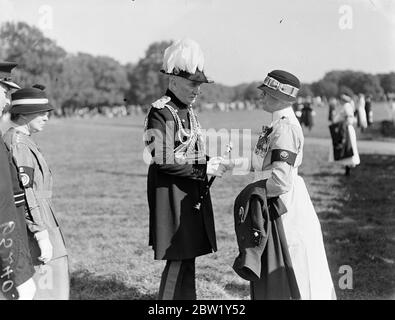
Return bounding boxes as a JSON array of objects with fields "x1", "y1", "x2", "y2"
[
  {"x1": 10, "y1": 85, "x2": 54, "y2": 114},
  {"x1": 0, "y1": 61, "x2": 21, "y2": 90},
  {"x1": 160, "y1": 38, "x2": 213, "y2": 83},
  {"x1": 257, "y1": 70, "x2": 300, "y2": 102}
]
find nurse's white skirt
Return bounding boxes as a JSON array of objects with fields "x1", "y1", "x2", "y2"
[{"x1": 280, "y1": 175, "x2": 337, "y2": 300}]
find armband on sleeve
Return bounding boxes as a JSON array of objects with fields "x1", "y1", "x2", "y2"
[
  {"x1": 271, "y1": 149, "x2": 297, "y2": 166},
  {"x1": 18, "y1": 166, "x2": 34, "y2": 188}
]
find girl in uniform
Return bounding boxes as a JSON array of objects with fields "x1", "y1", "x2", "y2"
[{"x1": 3, "y1": 85, "x2": 69, "y2": 300}]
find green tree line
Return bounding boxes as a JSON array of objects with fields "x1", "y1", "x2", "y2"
[{"x1": 1, "y1": 22, "x2": 394, "y2": 114}]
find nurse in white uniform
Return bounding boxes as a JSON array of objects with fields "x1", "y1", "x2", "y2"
[{"x1": 226, "y1": 70, "x2": 336, "y2": 300}]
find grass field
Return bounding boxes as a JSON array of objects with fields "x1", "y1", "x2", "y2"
[{"x1": 29, "y1": 102, "x2": 395, "y2": 300}]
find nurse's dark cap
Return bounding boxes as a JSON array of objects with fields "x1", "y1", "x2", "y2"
[
  {"x1": 10, "y1": 85, "x2": 54, "y2": 115},
  {"x1": 257, "y1": 70, "x2": 300, "y2": 102}
]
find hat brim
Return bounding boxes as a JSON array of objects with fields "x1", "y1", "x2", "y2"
[
  {"x1": 257, "y1": 84, "x2": 296, "y2": 103},
  {"x1": 160, "y1": 69, "x2": 213, "y2": 84},
  {"x1": 9, "y1": 104, "x2": 54, "y2": 115},
  {"x1": 0, "y1": 79, "x2": 21, "y2": 90}
]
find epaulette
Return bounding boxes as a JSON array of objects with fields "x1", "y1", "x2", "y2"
[{"x1": 151, "y1": 96, "x2": 171, "y2": 109}]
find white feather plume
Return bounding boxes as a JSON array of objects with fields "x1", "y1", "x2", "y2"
[{"x1": 162, "y1": 38, "x2": 205, "y2": 74}]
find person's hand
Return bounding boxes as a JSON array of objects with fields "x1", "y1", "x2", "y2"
[
  {"x1": 219, "y1": 158, "x2": 235, "y2": 171},
  {"x1": 35, "y1": 230, "x2": 53, "y2": 264},
  {"x1": 16, "y1": 277, "x2": 36, "y2": 300},
  {"x1": 220, "y1": 158, "x2": 249, "y2": 171},
  {"x1": 207, "y1": 157, "x2": 226, "y2": 177}
]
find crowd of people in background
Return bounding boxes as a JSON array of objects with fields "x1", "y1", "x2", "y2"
[
  {"x1": 50, "y1": 97, "x2": 316, "y2": 119},
  {"x1": 56, "y1": 100, "x2": 262, "y2": 118},
  {"x1": 4, "y1": 92, "x2": 392, "y2": 125},
  {"x1": 292, "y1": 96, "x2": 317, "y2": 131}
]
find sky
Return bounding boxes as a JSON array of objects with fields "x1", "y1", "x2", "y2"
[{"x1": 0, "y1": 0, "x2": 394, "y2": 86}]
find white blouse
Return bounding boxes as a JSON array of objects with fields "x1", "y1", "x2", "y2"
[{"x1": 250, "y1": 107, "x2": 304, "y2": 198}]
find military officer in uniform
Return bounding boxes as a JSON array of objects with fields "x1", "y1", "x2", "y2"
[
  {"x1": 3, "y1": 85, "x2": 69, "y2": 299},
  {"x1": 144, "y1": 39, "x2": 227, "y2": 300},
  {"x1": 0, "y1": 61, "x2": 36, "y2": 300}
]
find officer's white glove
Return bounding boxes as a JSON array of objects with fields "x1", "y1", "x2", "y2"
[
  {"x1": 16, "y1": 277, "x2": 36, "y2": 300},
  {"x1": 35, "y1": 230, "x2": 53, "y2": 264},
  {"x1": 206, "y1": 157, "x2": 226, "y2": 177}
]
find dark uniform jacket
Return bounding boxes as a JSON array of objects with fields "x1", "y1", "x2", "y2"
[
  {"x1": 3, "y1": 128, "x2": 67, "y2": 264},
  {"x1": 233, "y1": 180, "x2": 300, "y2": 300},
  {"x1": 145, "y1": 90, "x2": 216, "y2": 260},
  {"x1": 0, "y1": 133, "x2": 34, "y2": 299}
]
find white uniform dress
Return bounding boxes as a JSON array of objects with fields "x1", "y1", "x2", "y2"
[
  {"x1": 250, "y1": 107, "x2": 336, "y2": 300},
  {"x1": 328, "y1": 102, "x2": 360, "y2": 167}
]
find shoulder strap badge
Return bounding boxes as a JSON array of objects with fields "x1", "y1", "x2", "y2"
[{"x1": 151, "y1": 96, "x2": 171, "y2": 109}]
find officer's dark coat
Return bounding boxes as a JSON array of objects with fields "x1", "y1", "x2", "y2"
[
  {"x1": 233, "y1": 180, "x2": 300, "y2": 300},
  {"x1": 0, "y1": 133, "x2": 34, "y2": 299},
  {"x1": 145, "y1": 90, "x2": 216, "y2": 260}
]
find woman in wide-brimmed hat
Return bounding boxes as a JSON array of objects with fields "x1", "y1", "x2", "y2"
[
  {"x1": 3, "y1": 85, "x2": 69, "y2": 300},
  {"x1": 226, "y1": 70, "x2": 336, "y2": 300}
]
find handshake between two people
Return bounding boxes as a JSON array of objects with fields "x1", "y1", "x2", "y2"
[{"x1": 206, "y1": 156, "x2": 246, "y2": 178}]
